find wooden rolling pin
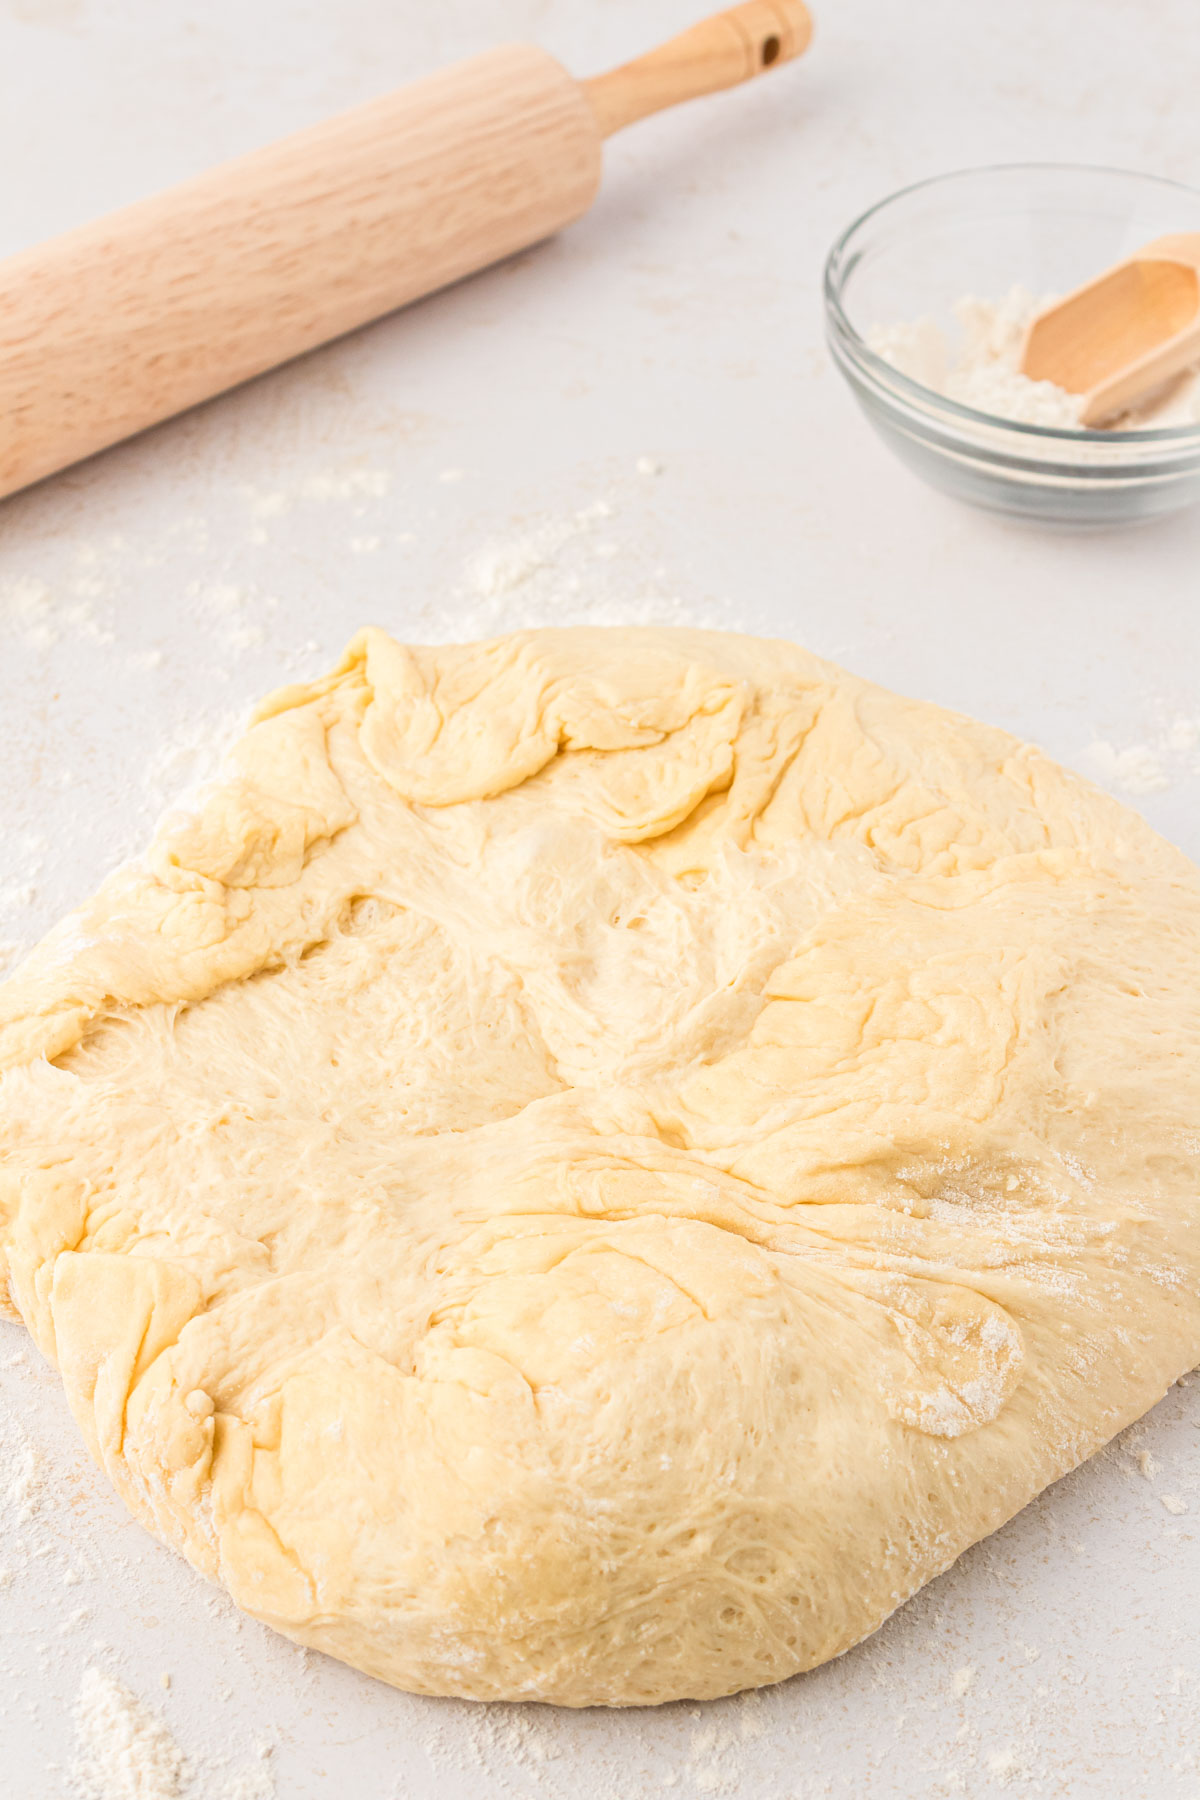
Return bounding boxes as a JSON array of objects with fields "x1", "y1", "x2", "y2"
[{"x1": 0, "y1": 1, "x2": 812, "y2": 502}]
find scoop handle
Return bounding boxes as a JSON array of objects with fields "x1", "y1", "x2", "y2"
[
  {"x1": 1081, "y1": 311, "x2": 1200, "y2": 426},
  {"x1": 583, "y1": 0, "x2": 813, "y2": 137}
]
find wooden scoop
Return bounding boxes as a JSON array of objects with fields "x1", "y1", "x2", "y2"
[
  {"x1": 1020, "y1": 234, "x2": 1200, "y2": 427},
  {"x1": 0, "y1": 1, "x2": 811, "y2": 503}
]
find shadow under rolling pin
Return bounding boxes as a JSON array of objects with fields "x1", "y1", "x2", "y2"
[{"x1": 0, "y1": 0, "x2": 813, "y2": 502}]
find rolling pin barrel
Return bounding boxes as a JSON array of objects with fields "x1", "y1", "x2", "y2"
[
  {"x1": 0, "y1": 0, "x2": 811, "y2": 502},
  {"x1": 0, "y1": 46, "x2": 601, "y2": 500}
]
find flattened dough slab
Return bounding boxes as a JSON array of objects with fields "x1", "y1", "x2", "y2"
[{"x1": 2, "y1": 627, "x2": 1198, "y2": 1705}]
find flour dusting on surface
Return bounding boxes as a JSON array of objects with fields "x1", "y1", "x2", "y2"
[
  {"x1": 459, "y1": 494, "x2": 728, "y2": 639},
  {"x1": 0, "y1": 573, "x2": 117, "y2": 653},
  {"x1": 1084, "y1": 740, "x2": 1172, "y2": 797},
  {"x1": 6, "y1": 1432, "x2": 44, "y2": 1525},
  {"x1": 0, "y1": 835, "x2": 48, "y2": 976},
  {"x1": 467, "y1": 514, "x2": 595, "y2": 598},
  {"x1": 139, "y1": 709, "x2": 248, "y2": 822},
  {"x1": 1079, "y1": 710, "x2": 1200, "y2": 801},
  {"x1": 241, "y1": 468, "x2": 391, "y2": 516},
  {"x1": 217, "y1": 1748, "x2": 276, "y2": 1800},
  {"x1": 71, "y1": 1668, "x2": 186, "y2": 1800}
]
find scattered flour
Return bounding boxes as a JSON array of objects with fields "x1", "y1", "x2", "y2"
[
  {"x1": 218, "y1": 1748, "x2": 276, "y2": 1800},
  {"x1": 71, "y1": 1668, "x2": 186, "y2": 1800},
  {"x1": 0, "y1": 883, "x2": 38, "y2": 913},
  {"x1": 68, "y1": 1668, "x2": 276, "y2": 1800},
  {"x1": 6, "y1": 1432, "x2": 45, "y2": 1525},
  {"x1": 1084, "y1": 740, "x2": 1171, "y2": 797},
  {"x1": 467, "y1": 517, "x2": 589, "y2": 598},
  {"x1": 0, "y1": 833, "x2": 49, "y2": 973},
  {"x1": 193, "y1": 583, "x2": 246, "y2": 617},
  {"x1": 303, "y1": 468, "x2": 390, "y2": 501},
  {"x1": 459, "y1": 496, "x2": 727, "y2": 639},
  {"x1": 1166, "y1": 717, "x2": 1200, "y2": 753},
  {"x1": 0, "y1": 573, "x2": 117, "y2": 652},
  {"x1": 239, "y1": 466, "x2": 391, "y2": 520},
  {"x1": 869, "y1": 286, "x2": 1200, "y2": 429},
  {"x1": 226, "y1": 624, "x2": 267, "y2": 652},
  {"x1": 952, "y1": 1665, "x2": 975, "y2": 1698},
  {"x1": 2, "y1": 577, "x2": 59, "y2": 649},
  {"x1": 683, "y1": 1693, "x2": 771, "y2": 1796},
  {"x1": 186, "y1": 583, "x2": 274, "y2": 656},
  {"x1": 140, "y1": 709, "x2": 246, "y2": 821},
  {"x1": 1081, "y1": 713, "x2": 1200, "y2": 799},
  {"x1": 419, "y1": 1686, "x2": 772, "y2": 1800},
  {"x1": 1160, "y1": 1493, "x2": 1189, "y2": 1515},
  {"x1": 465, "y1": 501, "x2": 616, "y2": 599}
]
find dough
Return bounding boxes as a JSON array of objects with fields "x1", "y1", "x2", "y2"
[{"x1": 1, "y1": 626, "x2": 1199, "y2": 1707}]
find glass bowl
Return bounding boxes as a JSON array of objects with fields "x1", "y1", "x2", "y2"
[{"x1": 824, "y1": 164, "x2": 1200, "y2": 526}]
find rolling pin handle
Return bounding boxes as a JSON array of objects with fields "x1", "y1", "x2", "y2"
[{"x1": 583, "y1": 0, "x2": 813, "y2": 138}]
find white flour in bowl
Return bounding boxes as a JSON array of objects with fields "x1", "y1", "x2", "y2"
[{"x1": 868, "y1": 286, "x2": 1200, "y2": 429}]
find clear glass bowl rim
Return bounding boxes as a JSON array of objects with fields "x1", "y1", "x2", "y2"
[{"x1": 823, "y1": 161, "x2": 1200, "y2": 446}]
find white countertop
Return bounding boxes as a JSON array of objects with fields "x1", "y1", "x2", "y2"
[{"x1": 2, "y1": 2, "x2": 1199, "y2": 1794}]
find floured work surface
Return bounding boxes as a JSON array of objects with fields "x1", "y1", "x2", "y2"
[{"x1": 1, "y1": 626, "x2": 1198, "y2": 1708}]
